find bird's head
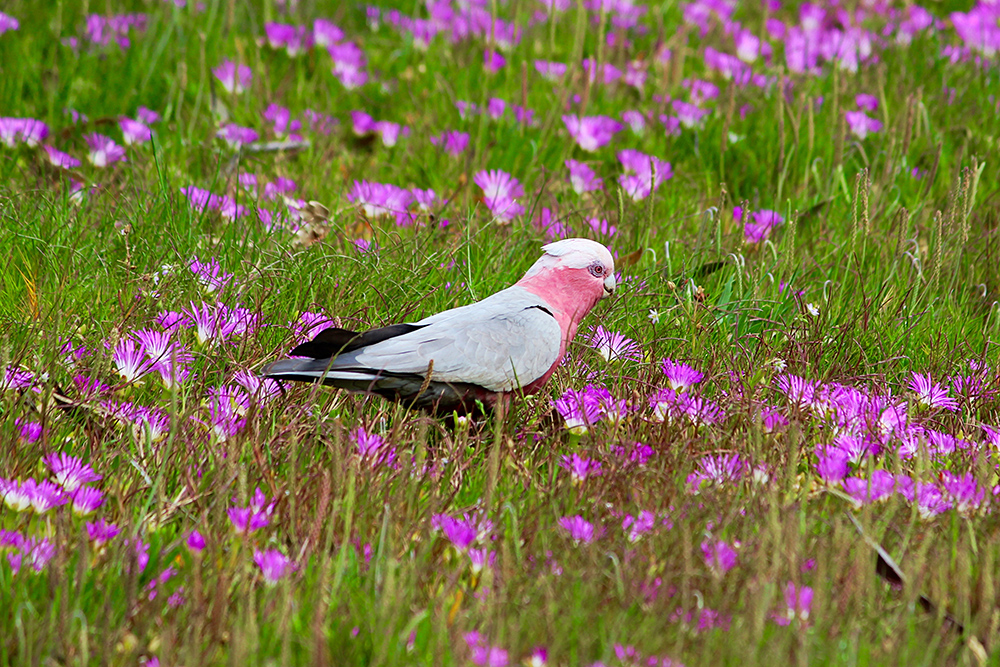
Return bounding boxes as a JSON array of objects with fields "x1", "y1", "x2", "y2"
[{"x1": 518, "y1": 238, "x2": 617, "y2": 300}]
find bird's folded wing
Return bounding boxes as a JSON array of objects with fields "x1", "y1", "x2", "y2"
[{"x1": 334, "y1": 295, "x2": 562, "y2": 392}]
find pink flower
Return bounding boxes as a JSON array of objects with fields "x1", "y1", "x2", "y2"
[
  {"x1": 473, "y1": 170, "x2": 524, "y2": 222},
  {"x1": 558, "y1": 515, "x2": 595, "y2": 543},
  {"x1": 350, "y1": 427, "x2": 397, "y2": 468},
  {"x1": 845, "y1": 111, "x2": 883, "y2": 139},
  {"x1": 773, "y1": 582, "x2": 813, "y2": 625},
  {"x1": 559, "y1": 453, "x2": 603, "y2": 483},
  {"x1": 562, "y1": 115, "x2": 622, "y2": 151},
  {"x1": 588, "y1": 326, "x2": 641, "y2": 362},
  {"x1": 430, "y1": 130, "x2": 469, "y2": 156},
  {"x1": 660, "y1": 358, "x2": 704, "y2": 391},
  {"x1": 617, "y1": 149, "x2": 672, "y2": 201},
  {"x1": 85, "y1": 133, "x2": 126, "y2": 167},
  {"x1": 44, "y1": 145, "x2": 80, "y2": 169},
  {"x1": 565, "y1": 160, "x2": 603, "y2": 194},
  {"x1": 701, "y1": 540, "x2": 738, "y2": 575},
  {"x1": 744, "y1": 209, "x2": 784, "y2": 244},
  {"x1": 855, "y1": 93, "x2": 878, "y2": 111},
  {"x1": 908, "y1": 372, "x2": 958, "y2": 411},
  {"x1": 44, "y1": 452, "x2": 102, "y2": 492},
  {"x1": 120, "y1": 117, "x2": 152, "y2": 144},
  {"x1": 254, "y1": 548, "x2": 293, "y2": 584}
]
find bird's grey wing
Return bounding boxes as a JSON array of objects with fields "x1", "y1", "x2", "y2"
[{"x1": 334, "y1": 295, "x2": 561, "y2": 392}]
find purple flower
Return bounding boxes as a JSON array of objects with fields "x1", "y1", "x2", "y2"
[
  {"x1": 744, "y1": 210, "x2": 784, "y2": 244},
  {"x1": 474, "y1": 170, "x2": 524, "y2": 222},
  {"x1": 856, "y1": 93, "x2": 878, "y2": 111},
  {"x1": 350, "y1": 427, "x2": 397, "y2": 468},
  {"x1": 264, "y1": 22, "x2": 311, "y2": 56},
  {"x1": 374, "y1": 121, "x2": 407, "y2": 147},
  {"x1": 483, "y1": 49, "x2": 505, "y2": 72},
  {"x1": 534, "y1": 60, "x2": 567, "y2": 80},
  {"x1": 686, "y1": 453, "x2": 746, "y2": 492},
  {"x1": 814, "y1": 445, "x2": 849, "y2": 484},
  {"x1": 432, "y1": 512, "x2": 492, "y2": 552},
  {"x1": 254, "y1": 548, "x2": 293, "y2": 584},
  {"x1": 565, "y1": 160, "x2": 603, "y2": 194},
  {"x1": 701, "y1": 540, "x2": 738, "y2": 575},
  {"x1": 842, "y1": 470, "x2": 896, "y2": 505},
  {"x1": 15, "y1": 419, "x2": 42, "y2": 443},
  {"x1": 44, "y1": 452, "x2": 102, "y2": 492},
  {"x1": 71, "y1": 486, "x2": 104, "y2": 515},
  {"x1": 776, "y1": 374, "x2": 817, "y2": 409},
  {"x1": 661, "y1": 358, "x2": 704, "y2": 391},
  {"x1": 180, "y1": 186, "x2": 220, "y2": 214},
  {"x1": 313, "y1": 19, "x2": 344, "y2": 47},
  {"x1": 553, "y1": 387, "x2": 604, "y2": 433},
  {"x1": 650, "y1": 388, "x2": 723, "y2": 425},
  {"x1": 622, "y1": 510, "x2": 655, "y2": 542},
  {"x1": 84, "y1": 519, "x2": 118, "y2": 546},
  {"x1": 587, "y1": 326, "x2": 641, "y2": 362},
  {"x1": 621, "y1": 110, "x2": 646, "y2": 134},
  {"x1": 213, "y1": 60, "x2": 252, "y2": 94},
  {"x1": 468, "y1": 547, "x2": 495, "y2": 574},
  {"x1": 0, "y1": 478, "x2": 32, "y2": 511},
  {"x1": 329, "y1": 41, "x2": 368, "y2": 88},
  {"x1": 85, "y1": 133, "x2": 126, "y2": 167},
  {"x1": 347, "y1": 181, "x2": 414, "y2": 225},
  {"x1": 908, "y1": 372, "x2": 958, "y2": 411},
  {"x1": 187, "y1": 530, "x2": 207, "y2": 553},
  {"x1": 209, "y1": 388, "x2": 248, "y2": 441},
  {"x1": 562, "y1": 115, "x2": 622, "y2": 152},
  {"x1": 772, "y1": 582, "x2": 813, "y2": 625},
  {"x1": 558, "y1": 515, "x2": 595, "y2": 543},
  {"x1": 189, "y1": 256, "x2": 234, "y2": 293},
  {"x1": 559, "y1": 453, "x2": 603, "y2": 483},
  {"x1": 10, "y1": 538, "x2": 56, "y2": 575},
  {"x1": 113, "y1": 338, "x2": 153, "y2": 382},
  {"x1": 216, "y1": 124, "x2": 259, "y2": 148},
  {"x1": 137, "y1": 107, "x2": 160, "y2": 124},
  {"x1": 44, "y1": 145, "x2": 81, "y2": 169},
  {"x1": 672, "y1": 100, "x2": 710, "y2": 128},
  {"x1": 0, "y1": 12, "x2": 20, "y2": 35},
  {"x1": 351, "y1": 110, "x2": 377, "y2": 135},
  {"x1": 941, "y1": 472, "x2": 985, "y2": 515},
  {"x1": 915, "y1": 482, "x2": 952, "y2": 519},
  {"x1": 228, "y1": 488, "x2": 275, "y2": 534},
  {"x1": 430, "y1": 130, "x2": 469, "y2": 156},
  {"x1": 29, "y1": 479, "x2": 69, "y2": 514},
  {"x1": 0, "y1": 117, "x2": 49, "y2": 147},
  {"x1": 1, "y1": 365, "x2": 34, "y2": 391},
  {"x1": 486, "y1": 97, "x2": 506, "y2": 119},
  {"x1": 845, "y1": 111, "x2": 883, "y2": 140},
  {"x1": 617, "y1": 149, "x2": 672, "y2": 201},
  {"x1": 119, "y1": 117, "x2": 152, "y2": 145}
]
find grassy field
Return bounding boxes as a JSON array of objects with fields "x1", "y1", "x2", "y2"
[{"x1": 2, "y1": 0, "x2": 1000, "y2": 664}]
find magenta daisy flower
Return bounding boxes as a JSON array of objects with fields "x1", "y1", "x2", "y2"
[
  {"x1": 660, "y1": 358, "x2": 704, "y2": 391},
  {"x1": 686, "y1": 453, "x2": 746, "y2": 492},
  {"x1": 744, "y1": 210, "x2": 784, "y2": 244},
  {"x1": 216, "y1": 123, "x2": 259, "y2": 148},
  {"x1": 559, "y1": 453, "x2": 603, "y2": 483},
  {"x1": 908, "y1": 372, "x2": 958, "y2": 411},
  {"x1": 29, "y1": 479, "x2": 69, "y2": 514},
  {"x1": 622, "y1": 510, "x2": 655, "y2": 542},
  {"x1": 701, "y1": 540, "x2": 738, "y2": 575},
  {"x1": 347, "y1": 181, "x2": 414, "y2": 225},
  {"x1": 0, "y1": 478, "x2": 33, "y2": 512},
  {"x1": 587, "y1": 326, "x2": 641, "y2": 362},
  {"x1": 772, "y1": 582, "x2": 813, "y2": 626},
  {"x1": 71, "y1": 486, "x2": 104, "y2": 515},
  {"x1": 430, "y1": 130, "x2": 469, "y2": 156},
  {"x1": 473, "y1": 170, "x2": 525, "y2": 222},
  {"x1": 534, "y1": 60, "x2": 567, "y2": 80},
  {"x1": 553, "y1": 387, "x2": 604, "y2": 433},
  {"x1": 845, "y1": 111, "x2": 883, "y2": 139},
  {"x1": 44, "y1": 145, "x2": 81, "y2": 169},
  {"x1": 254, "y1": 548, "x2": 293, "y2": 584},
  {"x1": 558, "y1": 515, "x2": 595, "y2": 543},
  {"x1": 44, "y1": 452, "x2": 102, "y2": 492},
  {"x1": 617, "y1": 149, "x2": 672, "y2": 201},
  {"x1": 119, "y1": 117, "x2": 151, "y2": 145},
  {"x1": 113, "y1": 338, "x2": 153, "y2": 382},
  {"x1": 213, "y1": 60, "x2": 252, "y2": 94},
  {"x1": 187, "y1": 530, "x2": 207, "y2": 553},
  {"x1": 565, "y1": 160, "x2": 603, "y2": 194},
  {"x1": 85, "y1": 133, "x2": 126, "y2": 167},
  {"x1": 350, "y1": 427, "x2": 397, "y2": 468},
  {"x1": 562, "y1": 114, "x2": 622, "y2": 152},
  {"x1": 432, "y1": 512, "x2": 492, "y2": 552},
  {"x1": 86, "y1": 518, "x2": 120, "y2": 546}
]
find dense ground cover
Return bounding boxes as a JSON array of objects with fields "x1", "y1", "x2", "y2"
[{"x1": 2, "y1": 0, "x2": 1000, "y2": 664}]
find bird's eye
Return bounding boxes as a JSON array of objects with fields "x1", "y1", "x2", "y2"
[{"x1": 589, "y1": 263, "x2": 605, "y2": 277}]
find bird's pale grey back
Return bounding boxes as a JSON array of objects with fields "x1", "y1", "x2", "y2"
[{"x1": 330, "y1": 286, "x2": 562, "y2": 391}]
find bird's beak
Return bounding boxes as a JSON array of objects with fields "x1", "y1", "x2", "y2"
[{"x1": 603, "y1": 274, "x2": 616, "y2": 297}]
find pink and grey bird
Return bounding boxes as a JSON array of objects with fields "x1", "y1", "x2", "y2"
[{"x1": 262, "y1": 239, "x2": 616, "y2": 413}]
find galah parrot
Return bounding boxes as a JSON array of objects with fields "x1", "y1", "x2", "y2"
[{"x1": 262, "y1": 238, "x2": 616, "y2": 414}]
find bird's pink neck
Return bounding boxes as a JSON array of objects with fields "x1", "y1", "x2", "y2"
[{"x1": 516, "y1": 266, "x2": 603, "y2": 350}]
